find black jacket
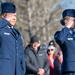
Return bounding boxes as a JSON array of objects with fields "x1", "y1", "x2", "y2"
[
  {"x1": 54, "y1": 57, "x2": 61, "y2": 75},
  {"x1": 24, "y1": 44, "x2": 49, "y2": 75}
]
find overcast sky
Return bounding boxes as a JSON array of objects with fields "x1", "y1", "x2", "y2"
[{"x1": 60, "y1": 0, "x2": 75, "y2": 9}]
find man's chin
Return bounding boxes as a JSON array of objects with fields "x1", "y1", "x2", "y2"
[{"x1": 11, "y1": 23, "x2": 16, "y2": 26}]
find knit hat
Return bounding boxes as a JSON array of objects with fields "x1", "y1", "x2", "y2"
[{"x1": 49, "y1": 40, "x2": 56, "y2": 47}]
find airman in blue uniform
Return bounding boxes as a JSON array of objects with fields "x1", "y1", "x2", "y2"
[
  {"x1": 0, "y1": 2, "x2": 26, "y2": 75},
  {"x1": 54, "y1": 9, "x2": 75, "y2": 75}
]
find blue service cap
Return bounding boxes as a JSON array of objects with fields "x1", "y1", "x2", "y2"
[
  {"x1": 60, "y1": 9, "x2": 75, "y2": 25},
  {"x1": 1, "y1": 2, "x2": 16, "y2": 14},
  {"x1": 62, "y1": 9, "x2": 75, "y2": 18}
]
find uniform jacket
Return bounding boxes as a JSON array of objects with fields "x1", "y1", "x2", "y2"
[
  {"x1": 24, "y1": 44, "x2": 49, "y2": 75},
  {"x1": 54, "y1": 27, "x2": 75, "y2": 73},
  {"x1": 0, "y1": 19, "x2": 26, "y2": 75}
]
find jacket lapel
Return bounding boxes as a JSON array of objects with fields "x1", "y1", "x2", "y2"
[{"x1": 5, "y1": 27, "x2": 19, "y2": 40}]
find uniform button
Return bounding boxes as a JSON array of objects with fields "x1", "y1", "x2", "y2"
[{"x1": 17, "y1": 54, "x2": 18, "y2": 55}]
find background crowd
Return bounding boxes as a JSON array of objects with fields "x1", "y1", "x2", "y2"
[{"x1": 25, "y1": 35, "x2": 63, "y2": 75}]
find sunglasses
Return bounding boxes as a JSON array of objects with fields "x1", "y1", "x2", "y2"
[{"x1": 48, "y1": 49, "x2": 54, "y2": 52}]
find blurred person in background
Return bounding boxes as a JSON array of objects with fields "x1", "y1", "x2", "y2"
[
  {"x1": 54, "y1": 9, "x2": 75, "y2": 75},
  {"x1": 49, "y1": 40, "x2": 63, "y2": 66},
  {"x1": 41, "y1": 42, "x2": 48, "y2": 53},
  {"x1": 47, "y1": 40, "x2": 62, "y2": 75},
  {"x1": 24, "y1": 35, "x2": 49, "y2": 75}
]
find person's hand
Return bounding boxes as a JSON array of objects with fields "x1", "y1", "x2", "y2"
[
  {"x1": 65, "y1": 19, "x2": 74, "y2": 28},
  {"x1": 57, "y1": 54, "x2": 63, "y2": 64},
  {"x1": 37, "y1": 68, "x2": 45, "y2": 75},
  {"x1": 4, "y1": 13, "x2": 15, "y2": 22}
]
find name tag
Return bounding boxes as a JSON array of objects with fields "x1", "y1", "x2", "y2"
[
  {"x1": 67, "y1": 38, "x2": 73, "y2": 40},
  {"x1": 39, "y1": 54, "x2": 43, "y2": 56},
  {"x1": 4, "y1": 32, "x2": 10, "y2": 35}
]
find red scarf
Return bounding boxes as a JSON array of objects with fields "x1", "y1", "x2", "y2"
[{"x1": 48, "y1": 55, "x2": 55, "y2": 75}]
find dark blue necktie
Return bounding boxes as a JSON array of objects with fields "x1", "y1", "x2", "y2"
[{"x1": 10, "y1": 28, "x2": 18, "y2": 39}]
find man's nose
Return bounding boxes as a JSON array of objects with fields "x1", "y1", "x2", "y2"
[{"x1": 13, "y1": 17, "x2": 17, "y2": 20}]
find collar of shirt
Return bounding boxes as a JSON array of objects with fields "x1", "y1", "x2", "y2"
[{"x1": 7, "y1": 25, "x2": 13, "y2": 29}]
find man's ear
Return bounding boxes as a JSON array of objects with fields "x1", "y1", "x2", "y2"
[
  {"x1": 1, "y1": 13, "x2": 6, "y2": 19},
  {"x1": 33, "y1": 43, "x2": 36, "y2": 48}
]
